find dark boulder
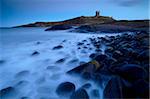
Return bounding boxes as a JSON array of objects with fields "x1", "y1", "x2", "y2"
[
  {"x1": 94, "y1": 54, "x2": 108, "y2": 62},
  {"x1": 45, "y1": 25, "x2": 72, "y2": 31},
  {"x1": 103, "y1": 77, "x2": 123, "y2": 98},
  {"x1": 112, "y1": 50, "x2": 124, "y2": 59},
  {"x1": 77, "y1": 42, "x2": 84, "y2": 46},
  {"x1": 137, "y1": 50, "x2": 149, "y2": 62},
  {"x1": 89, "y1": 53, "x2": 97, "y2": 59},
  {"x1": 111, "y1": 64, "x2": 147, "y2": 82},
  {"x1": 55, "y1": 58, "x2": 66, "y2": 63},
  {"x1": 31, "y1": 51, "x2": 40, "y2": 56},
  {"x1": 52, "y1": 45, "x2": 63, "y2": 50},
  {"x1": 0, "y1": 87, "x2": 15, "y2": 97},
  {"x1": 56, "y1": 82, "x2": 75, "y2": 97},
  {"x1": 67, "y1": 63, "x2": 89, "y2": 74},
  {"x1": 132, "y1": 79, "x2": 149, "y2": 98},
  {"x1": 0, "y1": 60, "x2": 5, "y2": 64},
  {"x1": 70, "y1": 88, "x2": 89, "y2": 99},
  {"x1": 15, "y1": 70, "x2": 30, "y2": 78},
  {"x1": 75, "y1": 25, "x2": 94, "y2": 32}
]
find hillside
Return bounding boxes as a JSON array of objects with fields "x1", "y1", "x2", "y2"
[{"x1": 15, "y1": 15, "x2": 116, "y2": 27}]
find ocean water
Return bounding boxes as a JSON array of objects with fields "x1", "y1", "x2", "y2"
[{"x1": 0, "y1": 27, "x2": 120, "y2": 99}]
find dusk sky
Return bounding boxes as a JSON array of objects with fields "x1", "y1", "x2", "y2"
[{"x1": 0, "y1": 0, "x2": 149, "y2": 27}]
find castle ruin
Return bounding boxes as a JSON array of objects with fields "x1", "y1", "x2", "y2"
[{"x1": 95, "y1": 11, "x2": 100, "y2": 17}]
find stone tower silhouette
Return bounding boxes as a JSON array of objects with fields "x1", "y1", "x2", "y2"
[{"x1": 95, "y1": 11, "x2": 100, "y2": 17}]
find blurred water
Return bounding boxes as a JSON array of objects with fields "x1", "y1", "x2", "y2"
[{"x1": 0, "y1": 27, "x2": 120, "y2": 99}]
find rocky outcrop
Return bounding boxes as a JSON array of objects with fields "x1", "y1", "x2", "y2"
[
  {"x1": 45, "y1": 24, "x2": 72, "y2": 31},
  {"x1": 15, "y1": 15, "x2": 116, "y2": 27}
]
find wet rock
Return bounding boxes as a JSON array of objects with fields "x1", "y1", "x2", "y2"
[
  {"x1": 70, "y1": 88, "x2": 89, "y2": 99},
  {"x1": 52, "y1": 45, "x2": 63, "y2": 50},
  {"x1": 31, "y1": 51, "x2": 40, "y2": 56},
  {"x1": 0, "y1": 60, "x2": 5, "y2": 64},
  {"x1": 82, "y1": 40, "x2": 87, "y2": 42},
  {"x1": 16, "y1": 80, "x2": 29, "y2": 87},
  {"x1": 46, "y1": 66, "x2": 60, "y2": 71},
  {"x1": 45, "y1": 25, "x2": 72, "y2": 31},
  {"x1": 67, "y1": 63, "x2": 89, "y2": 74},
  {"x1": 87, "y1": 43, "x2": 90, "y2": 46},
  {"x1": 103, "y1": 77, "x2": 123, "y2": 98},
  {"x1": 82, "y1": 72, "x2": 91, "y2": 80},
  {"x1": 137, "y1": 50, "x2": 149, "y2": 62},
  {"x1": 77, "y1": 42, "x2": 84, "y2": 46},
  {"x1": 91, "y1": 89, "x2": 100, "y2": 98},
  {"x1": 132, "y1": 79, "x2": 149, "y2": 98},
  {"x1": 0, "y1": 87, "x2": 15, "y2": 97},
  {"x1": 56, "y1": 82, "x2": 75, "y2": 96},
  {"x1": 94, "y1": 54, "x2": 107, "y2": 62},
  {"x1": 105, "y1": 46, "x2": 114, "y2": 53},
  {"x1": 83, "y1": 46, "x2": 88, "y2": 49},
  {"x1": 36, "y1": 41, "x2": 41, "y2": 44},
  {"x1": 68, "y1": 59, "x2": 79, "y2": 64},
  {"x1": 89, "y1": 53, "x2": 97, "y2": 59},
  {"x1": 112, "y1": 50, "x2": 123, "y2": 59},
  {"x1": 62, "y1": 40, "x2": 67, "y2": 42},
  {"x1": 95, "y1": 49, "x2": 102, "y2": 52},
  {"x1": 81, "y1": 83, "x2": 91, "y2": 89},
  {"x1": 21, "y1": 97, "x2": 29, "y2": 99},
  {"x1": 15, "y1": 70, "x2": 30, "y2": 78},
  {"x1": 55, "y1": 58, "x2": 66, "y2": 63},
  {"x1": 111, "y1": 64, "x2": 147, "y2": 82}
]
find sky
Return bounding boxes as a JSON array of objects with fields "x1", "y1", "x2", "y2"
[{"x1": 0, "y1": 0, "x2": 149, "y2": 27}]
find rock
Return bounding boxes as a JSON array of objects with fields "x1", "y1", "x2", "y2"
[
  {"x1": 56, "y1": 82, "x2": 75, "y2": 96},
  {"x1": 132, "y1": 79, "x2": 149, "y2": 98},
  {"x1": 112, "y1": 64, "x2": 147, "y2": 82},
  {"x1": 81, "y1": 83, "x2": 91, "y2": 89},
  {"x1": 46, "y1": 66, "x2": 60, "y2": 72},
  {"x1": 70, "y1": 88, "x2": 89, "y2": 99},
  {"x1": 62, "y1": 40, "x2": 67, "y2": 42},
  {"x1": 91, "y1": 89, "x2": 100, "y2": 98},
  {"x1": 95, "y1": 49, "x2": 102, "y2": 52},
  {"x1": 75, "y1": 25, "x2": 94, "y2": 32},
  {"x1": 137, "y1": 50, "x2": 149, "y2": 62},
  {"x1": 94, "y1": 54, "x2": 107, "y2": 62},
  {"x1": 45, "y1": 25, "x2": 72, "y2": 31},
  {"x1": 31, "y1": 51, "x2": 39, "y2": 56},
  {"x1": 103, "y1": 77, "x2": 123, "y2": 98},
  {"x1": 67, "y1": 63, "x2": 89, "y2": 74},
  {"x1": 105, "y1": 46, "x2": 114, "y2": 53},
  {"x1": 89, "y1": 53, "x2": 97, "y2": 59},
  {"x1": 15, "y1": 70, "x2": 30, "y2": 78},
  {"x1": 68, "y1": 59, "x2": 79, "y2": 64},
  {"x1": 0, "y1": 87, "x2": 15, "y2": 97},
  {"x1": 0, "y1": 60, "x2": 5, "y2": 64},
  {"x1": 21, "y1": 97, "x2": 29, "y2": 99},
  {"x1": 112, "y1": 50, "x2": 123, "y2": 59},
  {"x1": 52, "y1": 45, "x2": 63, "y2": 50},
  {"x1": 36, "y1": 41, "x2": 41, "y2": 44},
  {"x1": 83, "y1": 46, "x2": 88, "y2": 49},
  {"x1": 82, "y1": 72, "x2": 91, "y2": 80},
  {"x1": 77, "y1": 42, "x2": 84, "y2": 46},
  {"x1": 55, "y1": 58, "x2": 66, "y2": 63}
]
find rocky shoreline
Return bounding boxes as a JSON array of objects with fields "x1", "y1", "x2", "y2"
[
  {"x1": 0, "y1": 28, "x2": 149, "y2": 99},
  {"x1": 55, "y1": 31, "x2": 149, "y2": 99}
]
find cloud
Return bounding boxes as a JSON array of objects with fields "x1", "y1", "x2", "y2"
[{"x1": 108, "y1": 0, "x2": 145, "y2": 7}]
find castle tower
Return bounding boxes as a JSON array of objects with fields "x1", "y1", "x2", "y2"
[{"x1": 95, "y1": 11, "x2": 100, "y2": 17}]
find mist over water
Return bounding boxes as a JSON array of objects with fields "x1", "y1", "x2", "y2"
[{"x1": 0, "y1": 28, "x2": 121, "y2": 99}]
